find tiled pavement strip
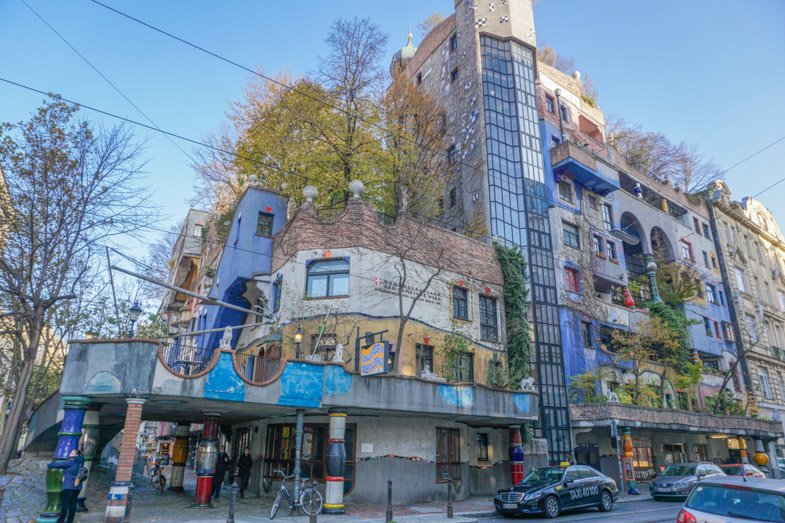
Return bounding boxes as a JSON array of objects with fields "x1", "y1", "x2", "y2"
[{"x1": 0, "y1": 458, "x2": 649, "y2": 522}]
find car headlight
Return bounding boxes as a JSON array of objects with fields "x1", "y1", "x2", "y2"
[
  {"x1": 524, "y1": 491, "x2": 543, "y2": 502},
  {"x1": 675, "y1": 479, "x2": 693, "y2": 488}
]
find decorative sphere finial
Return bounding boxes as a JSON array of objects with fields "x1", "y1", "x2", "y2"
[
  {"x1": 349, "y1": 179, "x2": 366, "y2": 199},
  {"x1": 646, "y1": 261, "x2": 658, "y2": 272},
  {"x1": 303, "y1": 185, "x2": 318, "y2": 202}
]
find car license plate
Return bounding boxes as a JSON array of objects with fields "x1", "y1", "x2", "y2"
[
  {"x1": 502, "y1": 503, "x2": 517, "y2": 509},
  {"x1": 656, "y1": 487, "x2": 672, "y2": 492}
]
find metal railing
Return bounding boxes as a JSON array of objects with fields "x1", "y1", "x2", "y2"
[{"x1": 158, "y1": 341, "x2": 212, "y2": 376}]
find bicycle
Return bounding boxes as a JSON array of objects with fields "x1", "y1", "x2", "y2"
[
  {"x1": 149, "y1": 460, "x2": 167, "y2": 493},
  {"x1": 269, "y1": 469, "x2": 323, "y2": 519}
]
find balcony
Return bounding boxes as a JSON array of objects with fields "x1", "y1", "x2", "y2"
[
  {"x1": 551, "y1": 141, "x2": 620, "y2": 196},
  {"x1": 571, "y1": 402, "x2": 783, "y2": 439}
]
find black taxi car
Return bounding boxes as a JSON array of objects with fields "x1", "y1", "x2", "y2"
[{"x1": 494, "y1": 465, "x2": 619, "y2": 519}]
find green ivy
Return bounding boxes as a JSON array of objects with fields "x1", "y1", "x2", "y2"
[
  {"x1": 647, "y1": 301, "x2": 695, "y2": 373},
  {"x1": 438, "y1": 323, "x2": 470, "y2": 382},
  {"x1": 494, "y1": 242, "x2": 532, "y2": 384}
]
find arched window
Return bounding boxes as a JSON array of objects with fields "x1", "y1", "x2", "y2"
[{"x1": 306, "y1": 259, "x2": 349, "y2": 298}]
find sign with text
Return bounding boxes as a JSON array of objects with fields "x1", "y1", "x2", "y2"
[{"x1": 361, "y1": 341, "x2": 390, "y2": 376}]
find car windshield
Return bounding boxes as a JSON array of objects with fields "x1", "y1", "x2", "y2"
[
  {"x1": 663, "y1": 464, "x2": 696, "y2": 476},
  {"x1": 722, "y1": 466, "x2": 744, "y2": 475},
  {"x1": 686, "y1": 484, "x2": 785, "y2": 522},
  {"x1": 519, "y1": 468, "x2": 564, "y2": 486}
]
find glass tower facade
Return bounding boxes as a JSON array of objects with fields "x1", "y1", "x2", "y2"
[{"x1": 480, "y1": 36, "x2": 572, "y2": 463}]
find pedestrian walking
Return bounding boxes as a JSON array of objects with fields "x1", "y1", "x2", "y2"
[
  {"x1": 236, "y1": 447, "x2": 253, "y2": 498},
  {"x1": 212, "y1": 445, "x2": 231, "y2": 501},
  {"x1": 49, "y1": 448, "x2": 85, "y2": 523}
]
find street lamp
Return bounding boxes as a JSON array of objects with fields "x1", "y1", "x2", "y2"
[
  {"x1": 294, "y1": 328, "x2": 303, "y2": 359},
  {"x1": 128, "y1": 301, "x2": 143, "y2": 336}
]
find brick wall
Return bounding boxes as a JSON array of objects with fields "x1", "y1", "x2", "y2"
[
  {"x1": 273, "y1": 199, "x2": 504, "y2": 285},
  {"x1": 115, "y1": 399, "x2": 145, "y2": 483}
]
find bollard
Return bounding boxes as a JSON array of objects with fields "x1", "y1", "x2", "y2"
[
  {"x1": 386, "y1": 479, "x2": 393, "y2": 522},
  {"x1": 446, "y1": 478, "x2": 453, "y2": 519},
  {"x1": 310, "y1": 480, "x2": 318, "y2": 523},
  {"x1": 226, "y1": 482, "x2": 238, "y2": 523}
]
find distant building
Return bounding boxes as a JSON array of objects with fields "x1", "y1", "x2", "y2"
[{"x1": 709, "y1": 181, "x2": 785, "y2": 446}]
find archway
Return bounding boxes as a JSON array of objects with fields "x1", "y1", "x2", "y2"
[{"x1": 650, "y1": 227, "x2": 674, "y2": 263}]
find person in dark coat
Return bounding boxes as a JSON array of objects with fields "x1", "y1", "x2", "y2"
[
  {"x1": 236, "y1": 447, "x2": 253, "y2": 498},
  {"x1": 49, "y1": 448, "x2": 84, "y2": 523},
  {"x1": 212, "y1": 445, "x2": 230, "y2": 501}
]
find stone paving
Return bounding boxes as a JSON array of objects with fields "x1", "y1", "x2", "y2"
[{"x1": 0, "y1": 457, "x2": 649, "y2": 522}]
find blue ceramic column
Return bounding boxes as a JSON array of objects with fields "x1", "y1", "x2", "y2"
[
  {"x1": 37, "y1": 395, "x2": 92, "y2": 523},
  {"x1": 76, "y1": 403, "x2": 100, "y2": 512}
]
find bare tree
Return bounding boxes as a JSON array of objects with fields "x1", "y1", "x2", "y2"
[
  {"x1": 0, "y1": 98, "x2": 152, "y2": 472},
  {"x1": 417, "y1": 12, "x2": 445, "y2": 38},
  {"x1": 537, "y1": 46, "x2": 576, "y2": 74}
]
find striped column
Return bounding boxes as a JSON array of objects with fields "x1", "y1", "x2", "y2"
[
  {"x1": 76, "y1": 404, "x2": 100, "y2": 512},
  {"x1": 324, "y1": 409, "x2": 347, "y2": 514},
  {"x1": 168, "y1": 423, "x2": 190, "y2": 491},
  {"x1": 37, "y1": 396, "x2": 91, "y2": 523},
  {"x1": 508, "y1": 427, "x2": 524, "y2": 485},
  {"x1": 193, "y1": 413, "x2": 220, "y2": 507},
  {"x1": 622, "y1": 427, "x2": 640, "y2": 495},
  {"x1": 105, "y1": 397, "x2": 146, "y2": 523},
  {"x1": 739, "y1": 437, "x2": 749, "y2": 464}
]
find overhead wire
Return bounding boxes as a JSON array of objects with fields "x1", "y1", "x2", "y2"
[{"x1": 19, "y1": 0, "x2": 195, "y2": 164}]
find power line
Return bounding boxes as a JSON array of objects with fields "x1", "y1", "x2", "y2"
[{"x1": 19, "y1": 0, "x2": 194, "y2": 164}]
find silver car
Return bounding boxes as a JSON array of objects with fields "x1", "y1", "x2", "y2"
[
  {"x1": 650, "y1": 462, "x2": 725, "y2": 500},
  {"x1": 679, "y1": 476, "x2": 785, "y2": 522}
]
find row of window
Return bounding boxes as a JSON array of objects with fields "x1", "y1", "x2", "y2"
[
  {"x1": 561, "y1": 221, "x2": 618, "y2": 260},
  {"x1": 452, "y1": 287, "x2": 499, "y2": 342},
  {"x1": 416, "y1": 344, "x2": 474, "y2": 382},
  {"x1": 692, "y1": 217, "x2": 713, "y2": 240},
  {"x1": 757, "y1": 366, "x2": 785, "y2": 402},
  {"x1": 702, "y1": 317, "x2": 735, "y2": 342},
  {"x1": 556, "y1": 180, "x2": 614, "y2": 231}
]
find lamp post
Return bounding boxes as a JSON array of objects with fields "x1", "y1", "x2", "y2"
[
  {"x1": 128, "y1": 301, "x2": 142, "y2": 336},
  {"x1": 294, "y1": 328, "x2": 303, "y2": 359}
]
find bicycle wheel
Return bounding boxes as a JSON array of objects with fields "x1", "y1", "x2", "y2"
[
  {"x1": 150, "y1": 473, "x2": 161, "y2": 490},
  {"x1": 159, "y1": 474, "x2": 166, "y2": 493},
  {"x1": 300, "y1": 488, "x2": 323, "y2": 516},
  {"x1": 270, "y1": 491, "x2": 283, "y2": 520}
]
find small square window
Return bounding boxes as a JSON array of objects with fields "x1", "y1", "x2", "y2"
[
  {"x1": 193, "y1": 224, "x2": 204, "y2": 238},
  {"x1": 551, "y1": 136, "x2": 561, "y2": 148},
  {"x1": 587, "y1": 196, "x2": 597, "y2": 209},
  {"x1": 702, "y1": 251, "x2": 710, "y2": 268},
  {"x1": 256, "y1": 212, "x2": 274, "y2": 237},
  {"x1": 693, "y1": 217, "x2": 701, "y2": 235},
  {"x1": 581, "y1": 321, "x2": 593, "y2": 348},
  {"x1": 560, "y1": 104, "x2": 570, "y2": 123},
  {"x1": 562, "y1": 222, "x2": 580, "y2": 248},
  {"x1": 449, "y1": 33, "x2": 458, "y2": 51},
  {"x1": 558, "y1": 180, "x2": 573, "y2": 203},
  {"x1": 606, "y1": 241, "x2": 617, "y2": 260},
  {"x1": 593, "y1": 235, "x2": 603, "y2": 255},
  {"x1": 452, "y1": 286, "x2": 469, "y2": 320},
  {"x1": 565, "y1": 267, "x2": 580, "y2": 293},
  {"x1": 545, "y1": 95, "x2": 555, "y2": 114},
  {"x1": 451, "y1": 67, "x2": 459, "y2": 82},
  {"x1": 702, "y1": 223, "x2": 711, "y2": 239}
]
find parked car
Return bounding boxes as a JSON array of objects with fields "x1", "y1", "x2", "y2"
[
  {"x1": 721, "y1": 463, "x2": 766, "y2": 478},
  {"x1": 651, "y1": 462, "x2": 725, "y2": 500},
  {"x1": 677, "y1": 476, "x2": 785, "y2": 522},
  {"x1": 494, "y1": 465, "x2": 619, "y2": 519}
]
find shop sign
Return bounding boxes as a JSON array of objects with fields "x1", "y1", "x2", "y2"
[{"x1": 361, "y1": 341, "x2": 390, "y2": 376}]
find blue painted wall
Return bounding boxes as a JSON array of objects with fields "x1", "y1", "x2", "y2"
[{"x1": 195, "y1": 188, "x2": 288, "y2": 353}]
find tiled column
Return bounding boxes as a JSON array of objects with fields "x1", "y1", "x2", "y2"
[
  {"x1": 76, "y1": 404, "x2": 100, "y2": 512},
  {"x1": 324, "y1": 409, "x2": 347, "y2": 514},
  {"x1": 104, "y1": 397, "x2": 146, "y2": 523},
  {"x1": 738, "y1": 437, "x2": 749, "y2": 464},
  {"x1": 168, "y1": 423, "x2": 190, "y2": 491},
  {"x1": 37, "y1": 396, "x2": 91, "y2": 523},
  {"x1": 193, "y1": 413, "x2": 220, "y2": 507},
  {"x1": 508, "y1": 427, "x2": 524, "y2": 485},
  {"x1": 622, "y1": 427, "x2": 640, "y2": 495}
]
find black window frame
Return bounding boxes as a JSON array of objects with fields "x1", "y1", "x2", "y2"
[
  {"x1": 558, "y1": 180, "x2": 573, "y2": 202},
  {"x1": 449, "y1": 33, "x2": 458, "y2": 52},
  {"x1": 272, "y1": 276, "x2": 282, "y2": 313},
  {"x1": 476, "y1": 432, "x2": 489, "y2": 462},
  {"x1": 452, "y1": 286, "x2": 469, "y2": 320},
  {"x1": 479, "y1": 295, "x2": 498, "y2": 342},
  {"x1": 454, "y1": 352, "x2": 474, "y2": 382},
  {"x1": 545, "y1": 95, "x2": 555, "y2": 114},
  {"x1": 436, "y1": 428, "x2": 461, "y2": 482},
  {"x1": 415, "y1": 344, "x2": 434, "y2": 375},
  {"x1": 581, "y1": 321, "x2": 593, "y2": 348},
  {"x1": 562, "y1": 221, "x2": 580, "y2": 248},
  {"x1": 306, "y1": 259, "x2": 350, "y2": 299},
  {"x1": 450, "y1": 67, "x2": 459, "y2": 82},
  {"x1": 602, "y1": 204, "x2": 614, "y2": 231},
  {"x1": 256, "y1": 211, "x2": 274, "y2": 237}
]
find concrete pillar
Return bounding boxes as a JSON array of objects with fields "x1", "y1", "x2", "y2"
[
  {"x1": 767, "y1": 441, "x2": 781, "y2": 479},
  {"x1": 738, "y1": 437, "x2": 749, "y2": 464},
  {"x1": 193, "y1": 413, "x2": 220, "y2": 507},
  {"x1": 508, "y1": 427, "x2": 524, "y2": 485},
  {"x1": 324, "y1": 409, "x2": 347, "y2": 514},
  {"x1": 168, "y1": 423, "x2": 190, "y2": 491},
  {"x1": 104, "y1": 397, "x2": 146, "y2": 523},
  {"x1": 622, "y1": 427, "x2": 640, "y2": 495},
  {"x1": 37, "y1": 396, "x2": 92, "y2": 523},
  {"x1": 76, "y1": 404, "x2": 100, "y2": 512}
]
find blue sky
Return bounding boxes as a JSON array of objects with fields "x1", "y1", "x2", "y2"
[{"x1": 1, "y1": 0, "x2": 784, "y2": 259}]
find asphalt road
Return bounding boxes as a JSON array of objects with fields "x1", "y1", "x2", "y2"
[{"x1": 477, "y1": 499, "x2": 682, "y2": 523}]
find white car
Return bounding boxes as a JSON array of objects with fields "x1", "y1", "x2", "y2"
[{"x1": 678, "y1": 476, "x2": 785, "y2": 522}]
